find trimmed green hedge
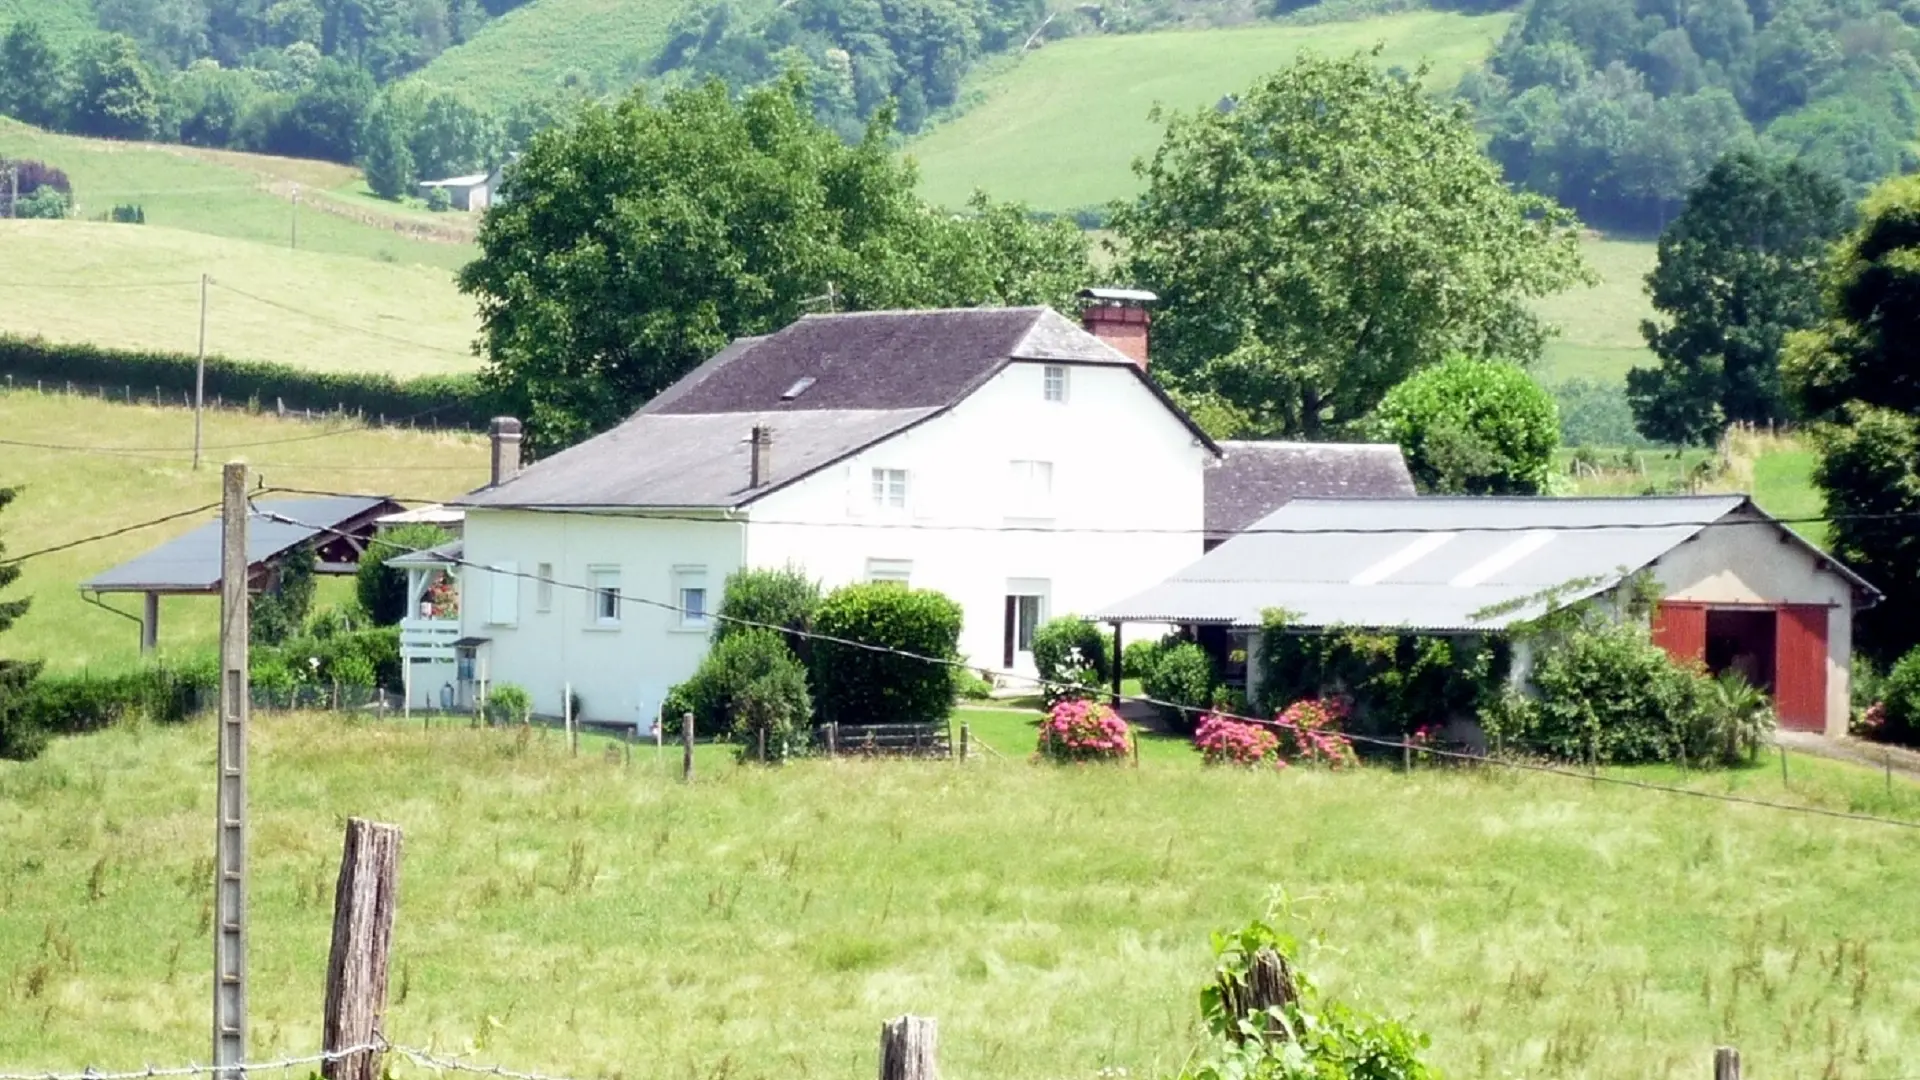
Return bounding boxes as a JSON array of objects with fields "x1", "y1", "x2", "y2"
[{"x1": 0, "y1": 337, "x2": 497, "y2": 429}]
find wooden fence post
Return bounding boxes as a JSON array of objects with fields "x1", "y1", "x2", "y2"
[
  {"x1": 959, "y1": 722, "x2": 969, "y2": 762},
  {"x1": 1713, "y1": 1046, "x2": 1740, "y2": 1080},
  {"x1": 682, "y1": 711, "x2": 695, "y2": 783},
  {"x1": 321, "y1": 819, "x2": 402, "y2": 1080},
  {"x1": 879, "y1": 1016, "x2": 938, "y2": 1080},
  {"x1": 827, "y1": 722, "x2": 838, "y2": 758}
]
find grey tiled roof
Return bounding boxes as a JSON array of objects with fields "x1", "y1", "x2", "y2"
[
  {"x1": 85, "y1": 496, "x2": 390, "y2": 593},
  {"x1": 1206, "y1": 441, "x2": 1415, "y2": 540},
  {"x1": 1098, "y1": 495, "x2": 1868, "y2": 631},
  {"x1": 465, "y1": 306, "x2": 1216, "y2": 510}
]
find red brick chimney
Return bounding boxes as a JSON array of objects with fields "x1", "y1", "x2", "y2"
[{"x1": 1077, "y1": 287, "x2": 1156, "y2": 369}]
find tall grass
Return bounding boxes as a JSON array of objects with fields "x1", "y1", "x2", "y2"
[{"x1": 3, "y1": 711, "x2": 1918, "y2": 1080}]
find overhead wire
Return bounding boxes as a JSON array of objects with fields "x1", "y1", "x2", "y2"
[
  {"x1": 0, "y1": 501, "x2": 223, "y2": 566},
  {"x1": 208, "y1": 281, "x2": 475, "y2": 358},
  {"x1": 252, "y1": 503, "x2": 1920, "y2": 833}
]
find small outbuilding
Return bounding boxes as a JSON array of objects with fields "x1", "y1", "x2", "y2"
[
  {"x1": 1097, "y1": 495, "x2": 1878, "y2": 735},
  {"x1": 82, "y1": 495, "x2": 402, "y2": 652}
]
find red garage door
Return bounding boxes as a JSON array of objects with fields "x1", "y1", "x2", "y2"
[
  {"x1": 1651, "y1": 602, "x2": 1706, "y2": 666},
  {"x1": 1774, "y1": 605, "x2": 1829, "y2": 732}
]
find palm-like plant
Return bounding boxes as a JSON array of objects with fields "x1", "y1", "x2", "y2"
[{"x1": 1702, "y1": 671, "x2": 1776, "y2": 765}]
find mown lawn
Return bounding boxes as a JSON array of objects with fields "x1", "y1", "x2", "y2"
[
  {"x1": 909, "y1": 11, "x2": 1514, "y2": 212},
  {"x1": 0, "y1": 220, "x2": 479, "y2": 376},
  {"x1": 0, "y1": 391, "x2": 489, "y2": 670},
  {"x1": 2, "y1": 711, "x2": 1918, "y2": 1080},
  {"x1": 1534, "y1": 235, "x2": 1659, "y2": 387}
]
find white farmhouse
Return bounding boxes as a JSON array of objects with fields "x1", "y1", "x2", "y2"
[{"x1": 425, "y1": 296, "x2": 1219, "y2": 730}]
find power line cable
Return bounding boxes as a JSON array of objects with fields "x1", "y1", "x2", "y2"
[
  {"x1": 0, "y1": 403, "x2": 469, "y2": 457},
  {"x1": 0, "y1": 501, "x2": 222, "y2": 566},
  {"x1": 208, "y1": 281, "x2": 475, "y2": 358},
  {"x1": 252, "y1": 503, "x2": 1920, "y2": 833}
]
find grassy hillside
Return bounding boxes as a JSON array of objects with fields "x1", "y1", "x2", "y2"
[
  {"x1": 0, "y1": 121, "x2": 475, "y2": 271},
  {"x1": 2, "y1": 711, "x2": 1918, "y2": 1078},
  {"x1": 0, "y1": 390, "x2": 489, "y2": 670},
  {"x1": 412, "y1": 0, "x2": 696, "y2": 109},
  {"x1": 1536, "y1": 235, "x2": 1659, "y2": 386},
  {"x1": 0, "y1": 221, "x2": 479, "y2": 376},
  {"x1": 908, "y1": 11, "x2": 1513, "y2": 211}
]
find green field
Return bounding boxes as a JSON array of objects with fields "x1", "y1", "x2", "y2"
[
  {"x1": 1535, "y1": 235, "x2": 1660, "y2": 386},
  {"x1": 0, "y1": 391, "x2": 490, "y2": 670},
  {"x1": 411, "y1": 0, "x2": 697, "y2": 109},
  {"x1": 908, "y1": 11, "x2": 1513, "y2": 211},
  {"x1": 0, "y1": 221, "x2": 480, "y2": 376},
  {"x1": 2, "y1": 709, "x2": 1918, "y2": 1078},
  {"x1": 0, "y1": 0, "x2": 94, "y2": 45},
  {"x1": 0, "y1": 121, "x2": 474, "y2": 271}
]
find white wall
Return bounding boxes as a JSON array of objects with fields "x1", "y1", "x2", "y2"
[
  {"x1": 747, "y1": 360, "x2": 1211, "y2": 683},
  {"x1": 1650, "y1": 509, "x2": 1859, "y2": 734},
  {"x1": 459, "y1": 508, "x2": 745, "y2": 729}
]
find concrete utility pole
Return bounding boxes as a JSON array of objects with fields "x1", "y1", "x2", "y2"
[
  {"x1": 213, "y1": 462, "x2": 251, "y2": 1079},
  {"x1": 194, "y1": 274, "x2": 210, "y2": 470}
]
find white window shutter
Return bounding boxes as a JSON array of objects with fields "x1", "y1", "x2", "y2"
[
  {"x1": 845, "y1": 465, "x2": 866, "y2": 517},
  {"x1": 489, "y1": 562, "x2": 519, "y2": 625}
]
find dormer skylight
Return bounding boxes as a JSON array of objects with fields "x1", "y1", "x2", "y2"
[{"x1": 781, "y1": 376, "x2": 817, "y2": 401}]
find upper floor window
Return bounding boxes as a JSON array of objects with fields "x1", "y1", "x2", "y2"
[
  {"x1": 535, "y1": 562, "x2": 554, "y2": 613},
  {"x1": 867, "y1": 558, "x2": 913, "y2": 585},
  {"x1": 675, "y1": 566, "x2": 710, "y2": 630},
  {"x1": 1008, "y1": 460, "x2": 1054, "y2": 518},
  {"x1": 871, "y1": 467, "x2": 908, "y2": 511},
  {"x1": 589, "y1": 567, "x2": 620, "y2": 625},
  {"x1": 1043, "y1": 364, "x2": 1068, "y2": 403}
]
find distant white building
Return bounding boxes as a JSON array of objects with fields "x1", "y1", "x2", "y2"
[
  {"x1": 415, "y1": 294, "x2": 1221, "y2": 728},
  {"x1": 417, "y1": 155, "x2": 516, "y2": 212}
]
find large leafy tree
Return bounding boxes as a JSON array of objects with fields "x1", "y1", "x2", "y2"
[
  {"x1": 1783, "y1": 175, "x2": 1920, "y2": 662},
  {"x1": 0, "y1": 486, "x2": 44, "y2": 761},
  {"x1": 67, "y1": 33, "x2": 161, "y2": 139},
  {"x1": 1627, "y1": 151, "x2": 1850, "y2": 445},
  {"x1": 1111, "y1": 52, "x2": 1588, "y2": 438},
  {"x1": 0, "y1": 22, "x2": 66, "y2": 129},
  {"x1": 461, "y1": 76, "x2": 1092, "y2": 454}
]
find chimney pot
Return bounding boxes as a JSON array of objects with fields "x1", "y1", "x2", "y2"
[
  {"x1": 750, "y1": 425, "x2": 774, "y2": 488},
  {"x1": 1077, "y1": 287, "x2": 1156, "y2": 370},
  {"x1": 489, "y1": 416, "x2": 523, "y2": 488}
]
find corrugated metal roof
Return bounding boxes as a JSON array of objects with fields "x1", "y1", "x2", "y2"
[
  {"x1": 1098, "y1": 495, "x2": 1755, "y2": 631},
  {"x1": 1207, "y1": 441, "x2": 1416, "y2": 540},
  {"x1": 84, "y1": 496, "x2": 388, "y2": 594},
  {"x1": 459, "y1": 409, "x2": 938, "y2": 509}
]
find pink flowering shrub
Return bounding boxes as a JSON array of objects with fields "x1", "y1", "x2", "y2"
[
  {"x1": 1194, "y1": 712, "x2": 1281, "y2": 767},
  {"x1": 1276, "y1": 697, "x2": 1358, "y2": 768},
  {"x1": 1037, "y1": 699, "x2": 1132, "y2": 762}
]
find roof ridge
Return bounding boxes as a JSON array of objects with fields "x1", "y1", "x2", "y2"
[{"x1": 796, "y1": 305, "x2": 1049, "y2": 320}]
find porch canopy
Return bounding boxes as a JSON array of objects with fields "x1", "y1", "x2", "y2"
[
  {"x1": 83, "y1": 495, "x2": 402, "y2": 650},
  {"x1": 1095, "y1": 495, "x2": 1758, "y2": 633}
]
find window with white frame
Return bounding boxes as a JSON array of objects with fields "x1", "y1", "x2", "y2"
[
  {"x1": 535, "y1": 562, "x2": 554, "y2": 612},
  {"x1": 674, "y1": 566, "x2": 709, "y2": 630},
  {"x1": 871, "y1": 467, "x2": 908, "y2": 511},
  {"x1": 866, "y1": 558, "x2": 913, "y2": 585},
  {"x1": 1043, "y1": 364, "x2": 1068, "y2": 403},
  {"x1": 588, "y1": 567, "x2": 620, "y2": 626},
  {"x1": 1008, "y1": 459, "x2": 1054, "y2": 518}
]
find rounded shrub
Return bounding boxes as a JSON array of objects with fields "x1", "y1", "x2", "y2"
[
  {"x1": 485, "y1": 683, "x2": 533, "y2": 725},
  {"x1": 1492, "y1": 620, "x2": 1710, "y2": 764},
  {"x1": 714, "y1": 564, "x2": 821, "y2": 668},
  {"x1": 668, "y1": 628, "x2": 814, "y2": 759},
  {"x1": 1122, "y1": 638, "x2": 1163, "y2": 680},
  {"x1": 810, "y1": 583, "x2": 963, "y2": 726},
  {"x1": 1373, "y1": 355, "x2": 1561, "y2": 495},
  {"x1": 1878, "y1": 646, "x2": 1920, "y2": 744},
  {"x1": 1036, "y1": 699, "x2": 1131, "y2": 762},
  {"x1": 1142, "y1": 641, "x2": 1215, "y2": 730},
  {"x1": 1032, "y1": 616, "x2": 1110, "y2": 686}
]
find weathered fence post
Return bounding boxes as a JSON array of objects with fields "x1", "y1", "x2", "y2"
[
  {"x1": 682, "y1": 711, "x2": 695, "y2": 783},
  {"x1": 321, "y1": 819, "x2": 401, "y2": 1080},
  {"x1": 758, "y1": 725, "x2": 767, "y2": 764},
  {"x1": 1713, "y1": 1046, "x2": 1740, "y2": 1080},
  {"x1": 879, "y1": 1016, "x2": 938, "y2": 1080},
  {"x1": 1219, "y1": 947, "x2": 1297, "y2": 1043},
  {"x1": 827, "y1": 722, "x2": 838, "y2": 758},
  {"x1": 959, "y1": 722, "x2": 969, "y2": 762},
  {"x1": 1779, "y1": 745, "x2": 1789, "y2": 788}
]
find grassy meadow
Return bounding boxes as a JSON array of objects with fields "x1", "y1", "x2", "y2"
[
  {"x1": 0, "y1": 120, "x2": 474, "y2": 271},
  {"x1": 0, "y1": 391, "x2": 489, "y2": 670},
  {"x1": 3, "y1": 710, "x2": 1919, "y2": 1080},
  {"x1": 411, "y1": 0, "x2": 698, "y2": 109},
  {"x1": 0, "y1": 221, "x2": 479, "y2": 376},
  {"x1": 1535, "y1": 236, "x2": 1660, "y2": 386},
  {"x1": 908, "y1": 11, "x2": 1513, "y2": 211}
]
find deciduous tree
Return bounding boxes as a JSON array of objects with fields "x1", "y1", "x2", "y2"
[
  {"x1": 0, "y1": 22, "x2": 66, "y2": 129},
  {"x1": 1628, "y1": 151, "x2": 1849, "y2": 445},
  {"x1": 1111, "y1": 53, "x2": 1588, "y2": 438},
  {"x1": 0, "y1": 486, "x2": 44, "y2": 760},
  {"x1": 460, "y1": 77, "x2": 1091, "y2": 453},
  {"x1": 67, "y1": 33, "x2": 161, "y2": 139},
  {"x1": 1784, "y1": 174, "x2": 1920, "y2": 661}
]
